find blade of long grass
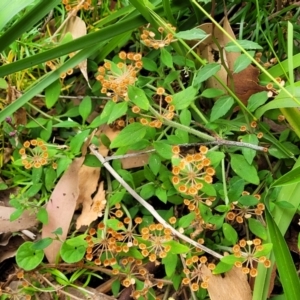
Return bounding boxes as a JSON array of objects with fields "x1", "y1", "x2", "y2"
[
  {"x1": 0, "y1": 0, "x2": 61, "y2": 52},
  {"x1": 266, "y1": 209, "x2": 300, "y2": 300},
  {"x1": 287, "y1": 22, "x2": 294, "y2": 89},
  {"x1": 0, "y1": 15, "x2": 146, "y2": 77},
  {"x1": 0, "y1": 0, "x2": 35, "y2": 32},
  {"x1": 0, "y1": 44, "x2": 99, "y2": 123}
]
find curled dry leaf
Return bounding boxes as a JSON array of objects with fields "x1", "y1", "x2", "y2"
[
  {"x1": 121, "y1": 148, "x2": 152, "y2": 169},
  {"x1": 61, "y1": 16, "x2": 90, "y2": 87},
  {"x1": 200, "y1": 265, "x2": 252, "y2": 300},
  {"x1": 197, "y1": 18, "x2": 267, "y2": 105},
  {"x1": 42, "y1": 157, "x2": 84, "y2": 263},
  {"x1": 0, "y1": 206, "x2": 38, "y2": 233}
]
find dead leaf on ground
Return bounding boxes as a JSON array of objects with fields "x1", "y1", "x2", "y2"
[
  {"x1": 96, "y1": 125, "x2": 120, "y2": 156},
  {"x1": 0, "y1": 206, "x2": 38, "y2": 233},
  {"x1": 75, "y1": 169, "x2": 106, "y2": 230},
  {"x1": 197, "y1": 18, "x2": 267, "y2": 105},
  {"x1": 121, "y1": 148, "x2": 152, "y2": 169},
  {"x1": 42, "y1": 157, "x2": 84, "y2": 263},
  {"x1": 61, "y1": 16, "x2": 90, "y2": 87},
  {"x1": 201, "y1": 265, "x2": 252, "y2": 300}
]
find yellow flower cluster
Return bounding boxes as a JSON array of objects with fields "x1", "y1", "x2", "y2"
[
  {"x1": 96, "y1": 51, "x2": 143, "y2": 102},
  {"x1": 138, "y1": 87, "x2": 175, "y2": 128},
  {"x1": 171, "y1": 145, "x2": 215, "y2": 195},
  {"x1": 233, "y1": 239, "x2": 271, "y2": 277},
  {"x1": 139, "y1": 223, "x2": 172, "y2": 262},
  {"x1": 62, "y1": 0, "x2": 91, "y2": 11},
  {"x1": 141, "y1": 25, "x2": 176, "y2": 49},
  {"x1": 19, "y1": 140, "x2": 48, "y2": 169},
  {"x1": 182, "y1": 255, "x2": 215, "y2": 290},
  {"x1": 46, "y1": 60, "x2": 73, "y2": 79}
]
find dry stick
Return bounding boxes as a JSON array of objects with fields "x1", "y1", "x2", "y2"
[
  {"x1": 89, "y1": 144, "x2": 223, "y2": 259},
  {"x1": 103, "y1": 140, "x2": 266, "y2": 163}
]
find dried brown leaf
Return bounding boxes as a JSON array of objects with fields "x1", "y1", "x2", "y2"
[
  {"x1": 0, "y1": 206, "x2": 38, "y2": 233},
  {"x1": 62, "y1": 16, "x2": 89, "y2": 86},
  {"x1": 201, "y1": 265, "x2": 252, "y2": 300},
  {"x1": 42, "y1": 157, "x2": 84, "y2": 263},
  {"x1": 121, "y1": 149, "x2": 151, "y2": 169}
]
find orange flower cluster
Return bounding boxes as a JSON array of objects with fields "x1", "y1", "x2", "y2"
[
  {"x1": 226, "y1": 193, "x2": 265, "y2": 224},
  {"x1": 96, "y1": 51, "x2": 143, "y2": 102},
  {"x1": 19, "y1": 140, "x2": 48, "y2": 169},
  {"x1": 62, "y1": 0, "x2": 91, "y2": 11},
  {"x1": 171, "y1": 145, "x2": 215, "y2": 195},
  {"x1": 141, "y1": 25, "x2": 176, "y2": 49},
  {"x1": 233, "y1": 239, "x2": 271, "y2": 277},
  {"x1": 182, "y1": 255, "x2": 215, "y2": 290},
  {"x1": 184, "y1": 193, "x2": 216, "y2": 211},
  {"x1": 138, "y1": 87, "x2": 175, "y2": 128},
  {"x1": 139, "y1": 223, "x2": 173, "y2": 262}
]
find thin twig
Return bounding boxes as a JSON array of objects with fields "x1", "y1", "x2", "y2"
[
  {"x1": 89, "y1": 144, "x2": 223, "y2": 259},
  {"x1": 102, "y1": 141, "x2": 266, "y2": 163}
]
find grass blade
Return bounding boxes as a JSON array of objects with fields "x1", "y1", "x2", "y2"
[
  {"x1": 0, "y1": 0, "x2": 61, "y2": 52},
  {"x1": 266, "y1": 209, "x2": 300, "y2": 299}
]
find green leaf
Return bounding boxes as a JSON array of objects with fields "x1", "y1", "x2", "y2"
[
  {"x1": 79, "y1": 96, "x2": 92, "y2": 123},
  {"x1": 210, "y1": 96, "x2": 234, "y2": 122},
  {"x1": 172, "y1": 86, "x2": 197, "y2": 110},
  {"x1": 37, "y1": 208, "x2": 48, "y2": 225},
  {"x1": 178, "y1": 212, "x2": 195, "y2": 228},
  {"x1": 108, "y1": 189, "x2": 126, "y2": 206},
  {"x1": 213, "y1": 261, "x2": 234, "y2": 274},
  {"x1": 206, "y1": 151, "x2": 225, "y2": 167},
  {"x1": 233, "y1": 52, "x2": 254, "y2": 73},
  {"x1": 221, "y1": 254, "x2": 242, "y2": 265},
  {"x1": 45, "y1": 167, "x2": 57, "y2": 191},
  {"x1": 140, "y1": 183, "x2": 155, "y2": 199},
  {"x1": 70, "y1": 129, "x2": 91, "y2": 155},
  {"x1": 255, "y1": 86, "x2": 300, "y2": 118},
  {"x1": 222, "y1": 223, "x2": 238, "y2": 245},
  {"x1": 25, "y1": 183, "x2": 42, "y2": 197},
  {"x1": 141, "y1": 57, "x2": 157, "y2": 71},
  {"x1": 155, "y1": 186, "x2": 167, "y2": 203},
  {"x1": 16, "y1": 241, "x2": 44, "y2": 271},
  {"x1": 53, "y1": 121, "x2": 80, "y2": 128},
  {"x1": 148, "y1": 153, "x2": 161, "y2": 175},
  {"x1": 247, "y1": 91, "x2": 269, "y2": 112},
  {"x1": 179, "y1": 109, "x2": 191, "y2": 126},
  {"x1": 153, "y1": 141, "x2": 172, "y2": 159},
  {"x1": 0, "y1": 78, "x2": 8, "y2": 89},
  {"x1": 225, "y1": 40, "x2": 263, "y2": 52},
  {"x1": 160, "y1": 47, "x2": 173, "y2": 68},
  {"x1": 60, "y1": 236, "x2": 88, "y2": 263},
  {"x1": 163, "y1": 240, "x2": 190, "y2": 254},
  {"x1": 194, "y1": 63, "x2": 221, "y2": 85},
  {"x1": 274, "y1": 201, "x2": 295, "y2": 209},
  {"x1": 201, "y1": 88, "x2": 225, "y2": 98},
  {"x1": 238, "y1": 195, "x2": 259, "y2": 206},
  {"x1": 40, "y1": 120, "x2": 53, "y2": 141},
  {"x1": 248, "y1": 218, "x2": 267, "y2": 240},
  {"x1": 32, "y1": 238, "x2": 53, "y2": 250},
  {"x1": 254, "y1": 243, "x2": 273, "y2": 257},
  {"x1": 128, "y1": 85, "x2": 149, "y2": 110},
  {"x1": 110, "y1": 122, "x2": 147, "y2": 148},
  {"x1": 10, "y1": 208, "x2": 24, "y2": 221},
  {"x1": 45, "y1": 79, "x2": 61, "y2": 108},
  {"x1": 230, "y1": 154, "x2": 259, "y2": 184},
  {"x1": 241, "y1": 134, "x2": 258, "y2": 164},
  {"x1": 162, "y1": 252, "x2": 178, "y2": 277},
  {"x1": 175, "y1": 28, "x2": 208, "y2": 40},
  {"x1": 272, "y1": 165, "x2": 300, "y2": 187},
  {"x1": 107, "y1": 102, "x2": 128, "y2": 124},
  {"x1": 266, "y1": 210, "x2": 300, "y2": 300},
  {"x1": 0, "y1": 0, "x2": 35, "y2": 31}
]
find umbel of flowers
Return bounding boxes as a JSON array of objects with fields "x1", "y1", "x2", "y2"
[
  {"x1": 171, "y1": 145, "x2": 215, "y2": 196},
  {"x1": 96, "y1": 51, "x2": 143, "y2": 102}
]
